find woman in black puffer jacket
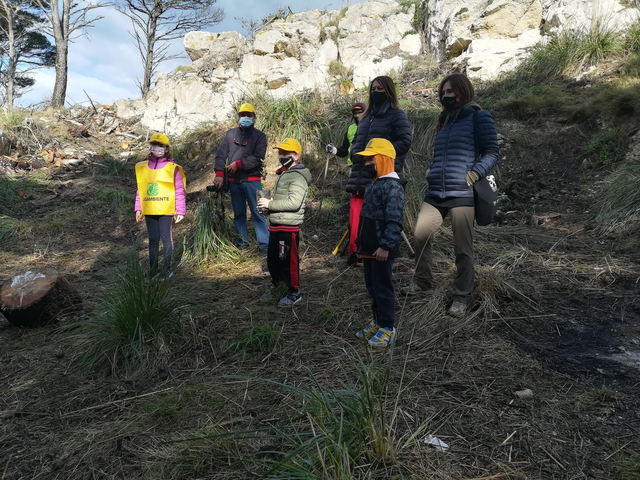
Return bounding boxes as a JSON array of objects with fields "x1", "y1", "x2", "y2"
[
  {"x1": 405, "y1": 73, "x2": 499, "y2": 317},
  {"x1": 345, "y1": 75, "x2": 412, "y2": 264}
]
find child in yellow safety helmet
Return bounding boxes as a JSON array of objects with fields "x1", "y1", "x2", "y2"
[
  {"x1": 134, "y1": 133, "x2": 187, "y2": 277},
  {"x1": 354, "y1": 138, "x2": 405, "y2": 348}
]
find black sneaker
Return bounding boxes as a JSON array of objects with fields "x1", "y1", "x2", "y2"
[{"x1": 259, "y1": 248, "x2": 268, "y2": 259}]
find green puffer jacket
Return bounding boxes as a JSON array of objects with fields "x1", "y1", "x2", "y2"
[{"x1": 268, "y1": 164, "x2": 312, "y2": 226}]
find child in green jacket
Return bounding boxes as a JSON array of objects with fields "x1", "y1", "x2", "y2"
[{"x1": 257, "y1": 138, "x2": 312, "y2": 307}]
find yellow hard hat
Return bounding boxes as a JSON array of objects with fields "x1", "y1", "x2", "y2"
[
  {"x1": 149, "y1": 133, "x2": 170, "y2": 146},
  {"x1": 357, "y1": 138, "x2": 396, "y2": 159},
  {"x1": 275, "y1": 138, "x2": 302, "y2": 154},
  {"x1": 238, "y1": 103, "x2": 255, "y2": 113}
]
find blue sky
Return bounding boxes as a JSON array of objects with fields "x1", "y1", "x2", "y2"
[{"x1": 18, "y1": 0, "x2": 368, "y2": 107}]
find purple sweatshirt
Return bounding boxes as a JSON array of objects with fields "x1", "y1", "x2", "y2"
[{"x1": 135, "y1": 156, "x2": 187, "y2": 215}]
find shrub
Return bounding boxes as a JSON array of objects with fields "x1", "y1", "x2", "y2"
[
  {"x1": 248, "y1": 92, "x2": 327, "y2": 162},
  {"x1": 0, "y1": 109, "x2": 28, "y2": 127},
  {"x1": 623, "y1": 19, "x2": 640, "y2": 54},
  {"x1": 517, "y1": 23, "x2": 620, "y2": 83},
  {"x1": 455, "y1": 7, "x2": 469, "y2": 16},
  {"x1": 327, "y1": 60, "x2": 349, "y2": 78},
  {"x1": 179, "y1": 195, "x2": 238, "y2": 266},
  {"x1": 595, "y1": 155, "x2": 640, "y2": 232},
  {"x1": 98, "y1": 156, "x2": 131, "y2": 177},
  {"x1": 583, "y1": 128, "x2": 621, "y2": 166},
  {"x1": 71, "y1": 256, "x2": 183, "y2": 373}
]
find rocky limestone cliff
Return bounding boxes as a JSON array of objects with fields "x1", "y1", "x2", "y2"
[{"x1": 114, "y1": 0, "x2": 639, "y2": 135}]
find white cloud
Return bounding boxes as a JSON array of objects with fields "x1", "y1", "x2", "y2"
[{"x1": 17, "y1": 0, "x2": 368, "y2": 107}]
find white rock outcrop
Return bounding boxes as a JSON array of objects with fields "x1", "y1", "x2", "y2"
[{"x1": 114, "y1": 0, "x2": 639, "y2": 135}]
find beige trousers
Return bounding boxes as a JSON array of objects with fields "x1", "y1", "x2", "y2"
[{"x1": 413, "y1": 202, "x2": 475, "y2": 302}]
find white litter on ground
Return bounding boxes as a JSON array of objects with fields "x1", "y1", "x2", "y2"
[
  {"x1": 423, "y1": 435, "x2": 449, "y2": 452},
  {"x1": 10, "y1": 271, "x2": 46, "y2": 287}
]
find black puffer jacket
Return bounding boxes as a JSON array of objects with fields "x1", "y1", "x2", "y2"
[
  {"x1": 425, "y1": 106, "x2": 499, "y2": 199},
  {"x1": 346, "y1": 104, "x2": 411, "y2": 194}
]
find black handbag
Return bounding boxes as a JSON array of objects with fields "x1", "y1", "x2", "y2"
[{"x1": 472, "y1": 110, "x2": 498, "y2": 226}]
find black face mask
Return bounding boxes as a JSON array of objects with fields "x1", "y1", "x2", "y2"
[
  {"x1": 371, "y1": 91, "x2": 388, "y2": 106},
  {"x1": 279, "y1": 156, "x2": 294, "y2": 168},
  {"x1": 441, "y1": 96, "x2": 459, "y2": 112},
  {"x1": 364, "y1": 163, "x2": 377, "y2": 179}
]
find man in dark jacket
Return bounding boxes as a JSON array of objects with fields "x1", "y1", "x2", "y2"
[
  {"x1": 325, "y1": 102, "x2": 366, "y2": 165},
  {"x1": 213, "y1": 103, "x2": 269, "y2": 255}
]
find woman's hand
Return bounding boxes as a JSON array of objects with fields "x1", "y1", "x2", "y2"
[
  {"x1": 466, "y1": 171, "x2": 480, "y2": 186},
  {"x1": 373, "y1": 248, "x2": 389, "y2": 262},
  {"x1": 174, "y1": 215, "x2": 184, "y2": 223},
  {"x1": 257, "y1": 198, "x2": 271, "y2": 209},
  {"x1": 135, "y1": 211, "x2": 143, "y2": 222}
]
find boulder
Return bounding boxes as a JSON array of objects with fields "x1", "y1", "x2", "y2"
[
  {"x1": 183, "y1": 31, "x2": 248, "y2": 61},
  {"x1": 462, "y1": 28, "x2": 542, "y2": 80},
  {"x1": 353, "y1": 56, "x2": 404, "y2": 88},
  {"x1": 268, "y1": 77, "x2": 289, "y2": 89},
  {"x1": 254, "y1": 30, "x2": 288, "y2": 55},
  {"x1": 541, "y1": 0, "x2": 639, "y2": 33},
  {"x1": 399, "y1": 34, "x2": 422, "y2": 56}
]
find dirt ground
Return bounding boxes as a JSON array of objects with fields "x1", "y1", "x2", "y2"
[{"x1": 1, "y1": 110, "x2": 639, "y2": 480}]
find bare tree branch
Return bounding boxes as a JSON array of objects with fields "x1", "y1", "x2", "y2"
[
  {"x1": 115, "y1": 0, "x2": 224, "y2": 95},
  {"x1": 32, "y1": 0, "x2": 110, "y2": 106}
]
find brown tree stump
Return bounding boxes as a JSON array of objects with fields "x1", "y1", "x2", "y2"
[{"x1": 0, "y1": 269, "x2": 80, "y2": 328}]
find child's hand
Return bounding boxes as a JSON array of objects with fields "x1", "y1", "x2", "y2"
[
  {"x1": 373, "y1": 248, "x2": 388, "y2": 261},
  {"x1": 174, "y1": 215, "x2": 184, "y2": 223},
  {"x1": 135, "y1": 211, "x2": 143, "y2": 222},
  {"x1": 257, "y1": 198, "x2": 271, "y2": 209}
]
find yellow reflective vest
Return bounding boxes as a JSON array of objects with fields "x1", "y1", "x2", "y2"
[{"x1": 135, "y1": 161, "x2": 186, "y2": 215}]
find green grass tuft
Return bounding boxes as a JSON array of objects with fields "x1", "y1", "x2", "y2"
[
  {"x1": 97, "y1": 188, "x2": 133, "y2": 208},
  {"x1": 247, "y1": 347, "x2": 397, "y2": 477},
  {"x1": 179, "y1": 195, "x2": 239, "y2": 265},
  {"x1": 70, "y1": 255, "x2": 183, "y2": 374},
  {"x1": 0, "y1": 215, "x2": 30, "y2": 243},
  {"x1": 98, "y1": 157, "x2": 131, "y2": 177},
  {"x1": 226, "y1": 325, "x2": 279, "y2": 358}
]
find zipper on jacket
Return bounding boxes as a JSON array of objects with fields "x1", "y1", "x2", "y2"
[{"x1": 441, "y1": 118, "x2": 455, "y2": 199}]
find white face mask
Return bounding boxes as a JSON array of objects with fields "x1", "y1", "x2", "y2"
[{"x1": 151, "y1": 146, "x2": 166, "y2": 158}]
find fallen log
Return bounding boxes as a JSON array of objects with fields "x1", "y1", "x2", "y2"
[{"x1": 0, "y1": 269, "x2": 81, "y2": 328}]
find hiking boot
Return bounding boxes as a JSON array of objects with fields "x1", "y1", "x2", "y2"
[
  {"x1": 356, "y1": 320, "x2": 379, "y2": 340},
  {"x1": 368, "y1": 327, "x2": 396, "y2": 348},
  {"x1": 278, "y1": 292, "x2": 302, "y2": 307},
  {"x1": 259, "y1": 248, "x2": 268, "y2": 259},
  {"x1": 447, "y1": 300, "x2": 467, "y2": 318},
  {"x1": 400, "y1": 282, "x2": 431, "y2": 296}
]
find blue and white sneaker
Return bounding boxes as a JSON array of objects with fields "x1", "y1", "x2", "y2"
[{"x1": 278, "y1": 292, "x2": 302, "y2": 307}]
